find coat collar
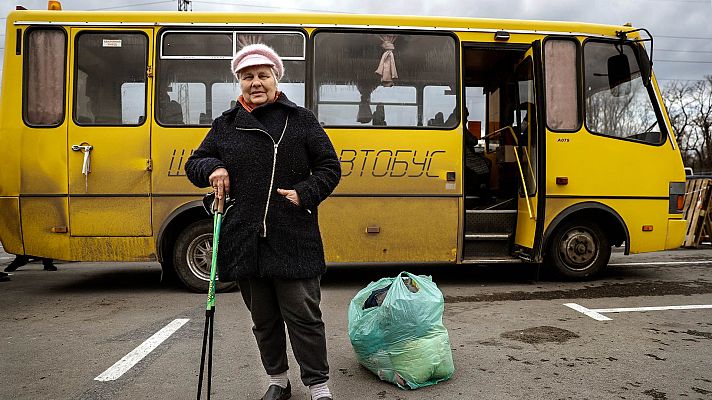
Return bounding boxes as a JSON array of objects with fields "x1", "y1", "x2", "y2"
[
  {"x1": 222, "y1": 92, "x2": 298, "y2": 119},
  {"x1": 221, "y1": 92, "x2": 297, "y2": 134}
]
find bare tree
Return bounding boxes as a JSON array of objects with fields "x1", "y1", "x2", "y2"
[
  {"x1": 663, "y1": 76, "x2": 712, "y2": 173},
  {"x1": 586, "y1": 79, "x2": 661, "y2": 141}
]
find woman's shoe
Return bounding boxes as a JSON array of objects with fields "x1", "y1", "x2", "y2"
[{"x1": 261, "y1": 381, "x2": 291, "y2": 400}]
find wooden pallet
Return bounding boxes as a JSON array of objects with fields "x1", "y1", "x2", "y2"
[{"x1": 683, "y1": 178, "x2": 712, "y2": 248}]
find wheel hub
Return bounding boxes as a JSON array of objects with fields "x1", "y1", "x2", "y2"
[
  {"x1": 186, "y1": 233, "x2": 213, "y2": 282},
  {"x1": 560, "y1": 228, "x2": 598, "y2": 269}
]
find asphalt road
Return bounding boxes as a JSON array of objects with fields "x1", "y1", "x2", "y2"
[{"x1": 1, "y1": 246, "x2": 711, "y2": 400}]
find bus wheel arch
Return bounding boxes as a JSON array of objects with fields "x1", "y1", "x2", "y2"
[
  {"x1": 157, "y1": 203, "x2": 237, "y2": 292},
  {"x1": 543, "y1": 203, "x2": 629, "y2": 279},
  {"x1": 157, "y1": 201, "x2": 205, "y2": 268}
]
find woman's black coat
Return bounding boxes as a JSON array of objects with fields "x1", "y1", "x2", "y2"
[{"x1": 185, "y1": 94, "x2": 341, "y2": 281}]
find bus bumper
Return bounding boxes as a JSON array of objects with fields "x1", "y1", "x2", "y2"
[
  {"x1": 665, "y1": 218, "x2": 687, "y2": 250},
  {"x1": 0, "y1": 197, "x2": 24, "y2": 255}
]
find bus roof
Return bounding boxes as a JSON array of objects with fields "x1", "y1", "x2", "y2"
[{"x1": 7, "y1": 10, "x2": 634, "y2": 39}]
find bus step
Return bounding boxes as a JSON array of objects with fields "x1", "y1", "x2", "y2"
[
  {"x1": 463, "y1": 237, "x2": 511, "y2": 258},
  {"x1": 465, "y1": 233, "x2": 510, "y2": 240},
  {"x1": 461, "y1": 257, "x2": 522, "y2": 264},
  {"x1": 465, "y1": 209, "x2": 517, "y2": 234}
]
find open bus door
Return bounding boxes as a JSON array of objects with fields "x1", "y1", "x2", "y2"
[{"x1": 512, "y1": 41, "x2": 546, "y2": 262}]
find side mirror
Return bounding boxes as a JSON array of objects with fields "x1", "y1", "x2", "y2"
[{"x1": 607, "y1": 53, "x2": 631, "y2": 97}]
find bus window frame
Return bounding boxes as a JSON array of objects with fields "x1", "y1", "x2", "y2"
[
  {"x1": 158, "y1": 29, "x2": 306, "y2": 61},
  {"x1": 154, "y1": 27, "x2": 309, "y2": 128},
  {"x1": 541, "y1": 35, "x2": 583, "y2": 133},
  {"x1": 22, "y1": 26, "x2": 68, "y2": 128},
  {"x1": 310, "y1": 27, "x2": 461, "y2": 131},
  {"x1": 581, "y1": 37, "x2": 669, "y2": 147},
  {"x1": 71, "y1": 29, "x2": 150, "y2": 128}
]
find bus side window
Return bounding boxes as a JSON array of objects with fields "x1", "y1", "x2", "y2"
[
  {"x1": 312, "y1": 31, "x2": 457, "y2": 128},
  {"x1": 23, "y1": 29, "x2": 67, "y2": 127},
  {"x1": 544, "y1": 39, "x2": 580, "y2": 131},
  {"x1": 157, "y1": 31, "x2": 306, "y2": 125}
]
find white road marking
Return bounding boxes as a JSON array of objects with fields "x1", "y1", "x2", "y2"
[
  {"x1": 565, "y1": 303, "x2": 712, "y2": 321},
  {"x1": 564, "y1": 303, "x2": 612, "y2": 321},
  {"x1": 608, "y1": 260, "x2": 712, "y2": 266},
  {"x1": 94, "y1": 318, "x2": 190, "y2": 382},
  {"x1": 594, "y1": 304, "x2": 712, "y2": 313}
]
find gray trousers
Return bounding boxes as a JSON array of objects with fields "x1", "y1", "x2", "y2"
[{"x1": 238, "y1": 276, "x2": 329, "y2": 387}]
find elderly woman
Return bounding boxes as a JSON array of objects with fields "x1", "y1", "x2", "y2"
[{"x1": 185, "y1": 44, "x2": 341, "y2": 400}]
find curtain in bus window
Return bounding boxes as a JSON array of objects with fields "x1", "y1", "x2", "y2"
[
  {"x1": 584, "y1": 41, "x2": 662, "y2": 144},
  {"x1": 74, "y1": 33, "x2": 147, "y2": 126},
  {"x1": 24, "y1": 30, "x2": 66, "y2": 126},
  {"x1": 544, "y1": 40, "x2": 579, "y2": 131},
  {"x1": 313, "y1": 32, "x2": 457, "y2": 128}
]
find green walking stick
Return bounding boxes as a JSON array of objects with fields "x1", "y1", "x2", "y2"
[{"x1": 197, "y1": 193, "x2": 224, "y2": 400}]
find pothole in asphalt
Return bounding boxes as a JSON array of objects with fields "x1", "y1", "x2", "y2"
[
  {"x1": 685, "y1": 330, "x2": 712, "y2": 340},
  {"x1": 500, "y1": 326, "x2": 579, "y2": 344}
]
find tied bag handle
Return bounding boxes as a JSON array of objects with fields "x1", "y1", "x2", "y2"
[
  {"x1": 396, "y1": 271, "x2": 421, "y2": 294},
  {"x1": 379, "y1": 271, "x2": 422, "y2": 307}
]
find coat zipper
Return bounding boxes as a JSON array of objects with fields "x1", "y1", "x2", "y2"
[{"x1": 236, "y1": 115, "x2": 289, "y2": 238}]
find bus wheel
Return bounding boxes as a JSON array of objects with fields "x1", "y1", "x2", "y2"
[
  {"x1": 173, "y1": 219, "x2": 238, "y2": 293},
  {"x1": 546, "y1": 219, "x2": 610, "y2": 280}
]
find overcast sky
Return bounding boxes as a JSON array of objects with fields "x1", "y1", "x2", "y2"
[{"x1": 1, "y1": 0, "x2": 711, "y2": 82}]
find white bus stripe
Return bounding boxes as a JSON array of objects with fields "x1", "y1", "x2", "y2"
[
  {"x1": 592, "y1": 304, "x2": 712, "y2": 313},
  {"x1": 564, "y1": 303, "x2": 612, "y2": 321},
  {"x1": 608, "y1": 261, "x2": 712, "y2": 266},
  {"x1": 94, "y1": 318, "x2": 190, "y2": 382}
]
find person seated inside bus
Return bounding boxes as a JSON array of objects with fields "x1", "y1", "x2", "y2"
[
  {"x1": 159, "y1": 92, "x2": 184, "y2": 124},
  {"x1": 199, "y1": 112, "x2": 212, "y2": 125},
  {"x1": 445, "y1": 109, "x2": 457, "y2": 127},
  {"x1": 372, "y1": 104, "x2": 386, "y2": 126},
  {"x1": 356, "y1": 97, "x2": 373, "y2": 124},
  {"x1": 463, "y1": 119, "x2": 491, "y2": 199},
  {"x1": 428, "y1": 112, "x2": 445, "y2": 127}
]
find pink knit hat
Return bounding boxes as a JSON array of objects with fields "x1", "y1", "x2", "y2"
[{"x1": 231, "y1": 44, "x2": 284, "y2": 80}]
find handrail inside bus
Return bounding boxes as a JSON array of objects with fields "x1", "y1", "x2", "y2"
[
  {"x1": 522, "y1": 146, "x2": 535, "y2": 187},
  {"x1": 513, "y1": 147, "x2": 534, "y2": 220},
  {"x1": 484, "y1": 125, "x2": 518, "y2": 146},
  {"x1": 484, "y1": 124, "x2": 535, "y2": 220}
]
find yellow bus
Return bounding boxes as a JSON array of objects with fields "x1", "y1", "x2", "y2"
[{"x1": 0, "y1": 6, "x2": 687, "y2": 291}]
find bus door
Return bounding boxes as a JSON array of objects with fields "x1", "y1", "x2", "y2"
[
  {"x1": 67, "y1": 28, "x2": 153, "y2": 238},
  {"x1": 512, "y1": 41, "x2": 546, "y2": 261}
]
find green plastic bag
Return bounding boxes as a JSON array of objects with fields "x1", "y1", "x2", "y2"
[{"x1": 348, "y1": 272, "x2": 454, "y2": 389}]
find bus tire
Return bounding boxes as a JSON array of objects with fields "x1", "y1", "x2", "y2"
[
  {"x1": 173, "y1": 219, "x2": 238, "y2": 293},
  {"x1": 546, "y1": 219, "x2": 610, "y2": 280}
]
